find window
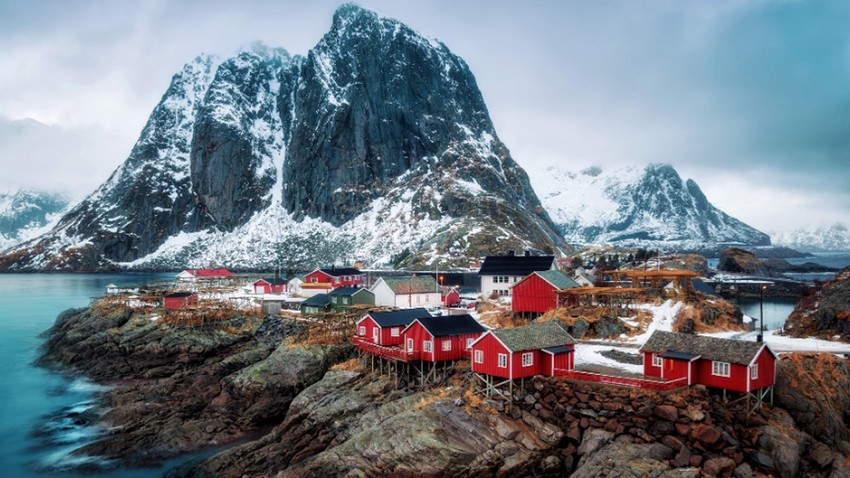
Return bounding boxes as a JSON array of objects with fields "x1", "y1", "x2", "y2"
[
  {"x1": 712, "y1": 361, "x2": 730, "y2": 377},
  {"x1": 751, "y1": 364, "x2": 759, "y2": 380},
  {"x1": 358, "y1": 326, "x2": 366, "y2": 336},
  {"x1": 474, "y1": 350, "x2": 483, "y2": 363},
  {"x1": 407, "y1": 338, "x2": 413, "y2": 352},
  {"x1": 498, "y1": 353, "x2": 507, "y2": 368},
  {"x1": 652, "y1": 353, "x2": 662, "y2": 368},
  {"x1": 442, "y1": 340, "x2": 452, "y2": 352},
  {"x1": 522, "y1": 352, "x2": 533, "y2": 367},
  {"x1": 391, "y1": 327, "x2": 400, "y2": 337},
  {"x1": 466, "y1": 338, "x2": 474, "y2": 349},
  {"x1": 424, "y1": 341, "x2": 433, "y2": 353},
  {"x1": 310, "y1": 277, "x2": 318, "y2": 283},
  {"x1": 343, "y1": 297, "x2": 350, "y2": 304}
]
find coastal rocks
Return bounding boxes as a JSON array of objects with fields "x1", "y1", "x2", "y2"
[
  {"x1": 718, "y1": 248, "x2": 778, "y2": 277},
  {"x1": 755, "y1": 410, "x2": 807, "y2": 478},
  {"x1": 176, "y1": 370, "x2": 564, "y2": 477},
  {"x1": 571, "y1": 440, "x2": 694, "y2": 478},
  {"x1": 774, "y1": 353, "x2": 850, "y2": 445},
  {"x1": 786, "y1": 268, "x2": 850, "y2": 339}
]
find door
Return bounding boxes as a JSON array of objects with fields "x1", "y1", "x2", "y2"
[
  {"x1": 407, "y1": 338, "x2": 414, "y2": 353},
  {"x1": 373, "y1": 327, "x2": 379, "y2": 344}
]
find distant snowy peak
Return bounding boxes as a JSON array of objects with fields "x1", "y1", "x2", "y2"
[
  {"x1": 773, "y1": 223, "x2": 850, "y2": 252},
  {"x1": 535, "y1": 163, "x2": 770, "y2": 248},
  {"x1": 0, "y1": 190, "x2": 68, "y2": 251}
]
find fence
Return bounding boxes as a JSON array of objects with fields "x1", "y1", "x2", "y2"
[
  {"x1": 553, "y1": 369, "x2": 689, "y2": 392},
  {"x1": 353, "y1": 336, "x2": 416, "y2": 361}
]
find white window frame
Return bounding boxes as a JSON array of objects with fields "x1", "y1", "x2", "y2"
[
  {"x1": 522, "y1": 352, "x2": 533, "y2": 367},
  {"x1": 652, "y1": 353, "x2": 662, "y2": 368},
  {"x1": 358, "y1": 326, "x2": 366, "y2": 336},
  {"x1": 751, "y1": 363, "x2": 759, "y2": 380},
  {"x1": 390, "y1": 327, "x2": 400, "y2": 337},
  {"x1": 310, "y1": 276, "x2": 318, "y2": 283},
  {"x1": 407, "y1": 338, "x2": 413, "y2": 352},
  {"x1": 442, "y1": 339, "x2": 452, "y2": 351},
  {"x1": 712, "y1": 361, "x2": 730, "y2": 377},
  {"x1": 474, "y1": 349, "x2": 483, "y2": 363},
  {"x1": 465, "y1": 338, "x2": 474, "y2": 349},
  {"x1": 424, "y1": 340, "x2": 433, "y2": 353},
  {"x1": 498, "y1": 353, "x2": 507, "y2": 368}
]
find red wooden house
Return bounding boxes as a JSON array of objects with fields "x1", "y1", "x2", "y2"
[
  {"x1": 470, "y1": 320, "x2": 575, "y2": 380},
  {"x1": 511, "y1": 270, "x2": 579, "y2": 315},
  {"x1": 402, "y1": 314, "x2": 486, "y2": 362},
  {"x1": 253, "y1": 278, "x2": 287, "y2": 294},
  {"x1": 305, "y1": 266, "x2": 364, "y2": 289},
  {"x1": 164, "y1": 291, "x2": 199, "y2": 309},
  {"x1": 177, "y1": 268, "x2": 233, "y2": 280},
  {"x1": 641, "y1": 331, "x2": 777, "y2": 393},
  {"x1": 355, "y1": 308, "x2": 432, "y2": 347},
  {"x1": 441, "y1": 287, "x2": 460, "y2": 307}
]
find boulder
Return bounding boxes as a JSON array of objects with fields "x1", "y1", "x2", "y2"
[
  {"x1": 654, "y1": 404, "x2": 679, "y2": 422},
  {"x1": 691, "y1": 424, "x2": 723, "y2": 446},
  {"x1": 703, "y1": 456, "x2": 736, "y2": 477}
]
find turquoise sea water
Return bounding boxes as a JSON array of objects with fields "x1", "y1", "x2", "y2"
[{"x1": 0, "y1": 273, "x2": 175, "y2": 478}]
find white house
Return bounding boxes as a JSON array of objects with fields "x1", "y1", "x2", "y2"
[
  {"x1": 287, "y1": 275, "x2": 305, "y2": 295},
  {"x1": 478, "y1": 253, "x2": 556, "y2": 298},
  {"x1": 371, "y1": 276, "x2": 441, "y2": 308}
]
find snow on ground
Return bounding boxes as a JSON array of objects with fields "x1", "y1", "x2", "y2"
[
  {"x1": 573, "y1": 344, "x2": 643, "y2": 375},
  {"x1": 625, "y1": 299, "x2": 682, "y2": 344},
  {"x1": 706, "y1": 329, "x2": 850, "y2": 354}
]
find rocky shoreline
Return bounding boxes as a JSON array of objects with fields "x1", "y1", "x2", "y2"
[{"x1": 38, "y1": 303, "x2": 850, "y2": 477}]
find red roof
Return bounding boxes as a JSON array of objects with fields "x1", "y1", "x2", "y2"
[{"x1": 185, "y1": 268, "x2": 233, "y2": 278}]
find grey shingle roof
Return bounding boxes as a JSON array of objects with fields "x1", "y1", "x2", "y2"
[
  {"x1": 381, "y1": 276, "x2": 438, "y2": 294},
  {"x1": 301, "y1": 294, "x2": 330, "y2": 307},
  {"x1": 492, "y1": 320, "x2": 576, "y2": 352},
  {"x1": 641, "y1": 330, "x2": 768, "y2": 365},
  {"x1": 533, "y1": 270, "x2": 580, "y2": 289}
]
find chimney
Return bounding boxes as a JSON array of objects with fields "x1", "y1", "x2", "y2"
[{"x1": 508, "y1": 250, "x2": 515, "y2": 256}]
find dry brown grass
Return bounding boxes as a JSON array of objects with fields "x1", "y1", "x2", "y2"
[
  {"x1": 672, "y1": 299, "x2": 747, "y2": 334},
  {"x1": 331, "y1": 358, "x2": 361, "y2": 371},
  {"x1": 415, "y1": 388, "x2": 453, "y2": 409}
]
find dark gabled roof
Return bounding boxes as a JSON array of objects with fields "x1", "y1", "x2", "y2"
[
  {"x1": 478, "y1": 255, "x2": 555, "y2": 276},
  {"x1": 258, "y1": 277, "x2": 288, "y2": 285},
  {"x1": 641, "y1": 331, "x2": 770, "y2": 366},
  {"x1": 542, "y1": 345, "x2": 573, "y2": 355},
  {"x1": 165, "y1": 291, "x2": 196, "y2": 298},
  {"x1": 318, "y1": 267, "x2": 362, "y2": 277},
  {"x1": 380, "y1": 276, "x2": 438, "y2": 294},
  {"x1": 328, "y1": 286, "x2": 372, "y2": 297},
  {"x1": 691, "y1": 278, "x2": 719, "y2": 297},
  {"x1": 366, "y1": 308, "x2": 432, "y2": 327},
  {"x1": 301, "y1": 294, "x2": 330, "y2": 307},
  {"x1": 491, "y1": 320, "x2": 575, "y2": 352},
  {"x1": 523, "y1": 270, "x2": 580, "y2": 290},
  {"x1": 660, "y1": 351, "x2": 701, "y2": 361},
  {"x1": 414, "y1": 314, "x2": 486, "y2": 337}
]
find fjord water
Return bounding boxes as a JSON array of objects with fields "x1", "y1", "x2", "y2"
[{"x1": 0, "y1": 273, "x2": 172, "y2": 478}]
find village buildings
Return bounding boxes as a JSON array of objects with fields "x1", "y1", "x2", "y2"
[
  {"x1": 371, "y1": 276, "x2": 440, "y2": 308},
  {"x1": 253, "y1": 277, "x2": 288, "y2": 294},
  {"x1": 511, "y1": 270, "x2": 579, "y2": 316},
  {"x1": 328, "y1": 287, "x2": 375, "y2": 309},
  {"x1": 470, "y1": 320, "x2": 576, "y2": 380}
]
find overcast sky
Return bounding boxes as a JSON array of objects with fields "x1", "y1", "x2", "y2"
[{"x1": 1, "y1": 0, "x2": 849, "y2": 235}]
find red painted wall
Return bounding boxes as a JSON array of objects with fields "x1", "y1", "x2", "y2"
[
  {"x1": 164, "y1": 294, "x2": 198, "y2": 309},
  {"x1": 511, "y1": 274, "x2": 558, "y2": 314},
  {"x1": 471, "y1": 333, "x2": 512, "y2": 379},
  {"x1": 306, "y1": 270, "x2": 364, "y2": 288},
  {"x1": 695, "y1": 360, "x2": 749, "y2": 393},
  {"x1": 643, "y1": 351, "x2": 662, "y2": 378},
  {"x1": 404, "y1": 321, "x2": 482, "y2": 363},
  {"x1": 748, "y1": 347, "x2": 776, "y2": 391},
  {"x1": 442, "y1": 289, "x2": 460, "y2": 307},
  {"x1": 253, "y1": 281, "x2": 286, "y2": 294},
  {"x1": 661, "y1": 358, "x2": 691, "y2": 383}
]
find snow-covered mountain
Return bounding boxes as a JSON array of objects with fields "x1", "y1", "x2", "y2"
[
  {"x1": 773, "y1": 224, "x2": 850, "y2": 252},
  {"x1": 0, "y1": 190, "x2": 69, "y2": 251},
  {"x1": 0, "y1": 5, "x2": 563, "y2": 272},
  {"x1": 534, "y1": 164, "x2": 770, "y2": 249}
]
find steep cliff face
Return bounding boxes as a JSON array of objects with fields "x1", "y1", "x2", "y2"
[
  {"x1": 0, "y1": 5, "x2": 563, "y2": 271},
  {"x1": 535, "y1": 164, "x2": 770, "y2": 249}
]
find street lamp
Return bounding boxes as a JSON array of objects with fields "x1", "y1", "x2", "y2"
[{"x1": 757, "y1": 285, "x2": 767, "y2": 343}]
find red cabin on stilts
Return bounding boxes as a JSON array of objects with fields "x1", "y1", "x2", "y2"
[
  {"x1": 470, "y1": 320, "x2": 575, "y2": 380},
  {"x1": 402, "y1": 314, "x2": 486, "y2": 362}
]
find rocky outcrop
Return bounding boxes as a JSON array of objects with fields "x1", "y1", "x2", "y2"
[
  {"x1": 38, "y1": 305, "x2": 340, "y2": 467},
  {"x1": 717, "y1": 248, "x2": 777, "y2": 276},
  {"x1": 786, "y1": 268, "x2": 850, "y2": 340}
]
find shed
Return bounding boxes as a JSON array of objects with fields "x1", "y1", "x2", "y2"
[
  {"x1": 329, "y1": 287, "x2": 375, "y2": 309},
  {"x1": 300, "y1": 293, "x2": 331, "y2": 315},
  {"x1": 371, "y1": 276, "x2": 440, "y2": 308},
  {"x1": 164, "y1": 291, "x2": 198, "y2": 310},
  {"x1": 253, "y1": 277, "x2": 288, "y2": 294},
  {"x1": 305, "y1": 266, "x2": 364, "y2": 288}
]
